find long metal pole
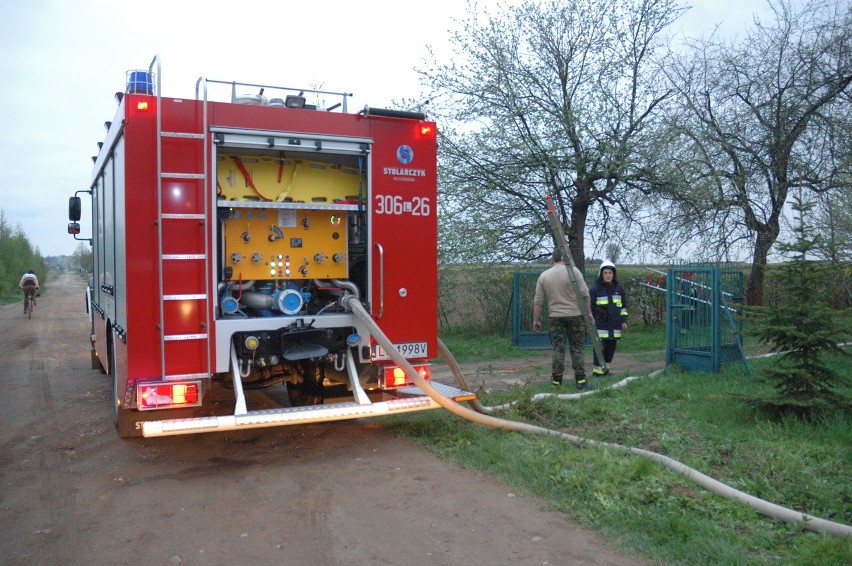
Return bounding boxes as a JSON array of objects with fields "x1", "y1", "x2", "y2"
[{"x1": 543, "y1": 196, "x2": 607, "y2": 372}]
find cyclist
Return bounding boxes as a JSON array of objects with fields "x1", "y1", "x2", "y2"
[{"x1": 19, "y1": 270, "x2": 40, "y2": 314}]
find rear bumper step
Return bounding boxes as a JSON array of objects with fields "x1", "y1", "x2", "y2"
[{"x1": 141, "y1": 382, "x2": 474, "y2": 437}]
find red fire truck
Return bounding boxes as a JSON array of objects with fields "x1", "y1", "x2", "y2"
[{"x1": 68, "y1": 56, "x2": 473, "y2": 437}]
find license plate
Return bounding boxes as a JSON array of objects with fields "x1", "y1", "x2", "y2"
[{"x1": 371, "y1": 341, "x2": 428, "y2": 361}]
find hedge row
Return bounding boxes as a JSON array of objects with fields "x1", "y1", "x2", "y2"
[{"x1": 437, "y1": 263, "x2": 851, "y2": 334}]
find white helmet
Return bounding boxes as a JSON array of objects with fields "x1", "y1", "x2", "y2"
[{"x1": 599, "y1": 260, "x2": 616, "y2": 278}]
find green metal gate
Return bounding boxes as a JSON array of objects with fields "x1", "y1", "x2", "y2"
[
  {"x1": 511, "y1": 272, "x2": 551, "y2": 348},
  {"x1": 665, "y1": 266, "x2": 749, "y2": 374},
  {"x1": 511, "y1": 271, "x2": 595, "y2": 349}
]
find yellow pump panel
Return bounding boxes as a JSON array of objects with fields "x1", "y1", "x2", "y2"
[
  {"x1": 223, "y1": 208, "x2": 348, "y2": 281},
  {"x1": 216, "y1": 154, "x2": 363, "y2": 203}
]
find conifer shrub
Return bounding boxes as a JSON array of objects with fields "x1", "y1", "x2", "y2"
[{"x1": 745, "y1": 196, "x2": 851, "y2": 419}]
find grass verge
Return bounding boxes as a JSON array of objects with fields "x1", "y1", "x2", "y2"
[
  {"x1": 394, "y1": 348, "x2": 852, "y2": 565},
  {"x1": 0, "y1": 293, "x2": 27, "y2": 307},
  {"x1": 1, "y1": 285, "x2": 49, "y2": 307},
  {"x1": 438, "y1": 322, "x2": 668, "y2": 363}
]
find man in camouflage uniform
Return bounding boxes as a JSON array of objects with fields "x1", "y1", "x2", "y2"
[{"x1": 532, "y1": 249, "x2": 594, "y2": 390}]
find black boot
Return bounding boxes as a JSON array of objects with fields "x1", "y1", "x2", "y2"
[{"x1": 574, "y1": 373, "x2": 588, "y2": 390}]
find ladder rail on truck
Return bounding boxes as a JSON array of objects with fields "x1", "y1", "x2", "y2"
[
  {"x1": 69, "y1": 55, "x2": 473, "y2": 438},
  {"x1": 154, "y1": 54, "x2": 212, "y2": 387}
]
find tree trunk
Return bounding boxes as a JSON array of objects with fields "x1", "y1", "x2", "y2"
[
  {"x1": 746, "y1": 207, "x2": 782, "y2": 306},
  {"x1": 567, "y1": 199, "x2": 590, "y2": 273},
  {"x1": 747, "y1": 230, "x2": 774, "y2": 306}
]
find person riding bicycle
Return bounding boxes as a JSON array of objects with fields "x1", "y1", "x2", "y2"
[{"x1": 19, "y1": 270, "x2": 39, "y2": 313}]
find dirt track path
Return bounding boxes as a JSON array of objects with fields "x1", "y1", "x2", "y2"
[{"x1": 0, "y1": 273, "x2": 646, "y2": 565}]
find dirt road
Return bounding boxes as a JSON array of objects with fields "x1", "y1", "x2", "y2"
[{"x1": 0, "y1": 273, "x2": 646, "y2": 565}]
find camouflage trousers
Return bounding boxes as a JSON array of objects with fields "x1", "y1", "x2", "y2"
[{"x1": 548, "y1": 316, "x2": 587, "y2": 379}]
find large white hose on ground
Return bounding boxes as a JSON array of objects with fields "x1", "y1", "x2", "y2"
[
  {"x1": 439, "y1": 338, "x2": 644, "y2": 413},
  {"x1": 346, "y1": 297, "x2": 851, "y2": 537}
]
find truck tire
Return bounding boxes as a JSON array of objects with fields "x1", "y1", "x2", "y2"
[{"x1": 108, "y1": 336, "x2": 139, "y2": 438}]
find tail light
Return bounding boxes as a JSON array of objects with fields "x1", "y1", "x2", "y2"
[
  {"x1": 382, "y1": 364, "x2": 430, "y2": 388},
  {"x1": 137, "y1": 381, "x2": 202, "y2": 410}
]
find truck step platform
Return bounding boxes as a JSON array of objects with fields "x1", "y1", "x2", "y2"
[{"x1": 141, "y1": 382, "x2": 475, "y2": 437}]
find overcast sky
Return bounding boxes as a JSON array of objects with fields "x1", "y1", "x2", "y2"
[{"x1": 0, "y1": 0, "x2": 786, "y2": 258}]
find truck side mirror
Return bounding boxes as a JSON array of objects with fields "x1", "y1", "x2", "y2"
[
  {"x1": 68, "y1": 222, "x2": 81, "y2": 235},
  {"x1": 69, "y1": 196, "x2": 82, "y2": 221}
]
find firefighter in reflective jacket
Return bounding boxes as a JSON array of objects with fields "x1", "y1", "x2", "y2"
[{"x1": 588, "y1": 261, "x2": 628, "y2": 375}]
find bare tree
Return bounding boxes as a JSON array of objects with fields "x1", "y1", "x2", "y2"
[
  {"x1": 660, "y1": 0, "x2": 851, "y2": 304},
  {"x1": 811, "y1": 93, "x2": 852, "y2": 263},
  {"x1": 422, "y1": 0, "x2": 685, "y2": 269},
  {"x1": 811, "y1": 187, "x2": 852, "y2": 262},
  {"x1": 72, "y1": 241, "x2": 94, "y2": 273},
  {"x1": 605, "y1": 241, "x2": 622, "y2": 263}
]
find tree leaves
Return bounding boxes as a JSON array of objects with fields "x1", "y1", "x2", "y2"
[{"x1": 0, "y1": 208, "x2": 46, "y2": 295}]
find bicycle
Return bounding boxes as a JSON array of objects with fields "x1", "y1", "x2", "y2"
[{"x1": 23, "y1": 288, "x2": 36, "y2": 319}]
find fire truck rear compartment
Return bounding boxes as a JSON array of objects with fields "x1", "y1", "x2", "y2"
[
  {"x1": 77, "y1": 60, "x2": 458, "y2": 437},
  {"x1": 205, "y1": 127, "x2": 385, "y2": 414}
]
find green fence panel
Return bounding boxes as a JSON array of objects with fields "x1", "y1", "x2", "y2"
[
  {"x1": 665, "y1": 265, "x2": 749, "y2": 374},
  {"x1": 512, "y1": 272, "x2": 551, "y2": 349},
  {"x1": 511, "y1": 270, "x2": 595, "y2": 349}
]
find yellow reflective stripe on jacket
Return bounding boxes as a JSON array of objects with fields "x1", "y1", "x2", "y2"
[{"x1": 598, "y1": 329, "x2": 623, "y2": 338}]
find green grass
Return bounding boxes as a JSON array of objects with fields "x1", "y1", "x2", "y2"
[
  {"x1": 0, "y1": 291, "x2": 33, "y2": 307},
  {"x1": 438, "y1": 329, "x2": 543, "y2": 362},
  {"x1": 394, "y1": 348, "x2": 852, "y2": 565},
  {"x1": 1, "y1": 284, "x2": 49, "y2": 307},
  {"x1": 438, "y1": 322, "x2": 667, "y2": 363},
  {"x1": 615, "y1": 321, "x2": 666, "y2": 353}
]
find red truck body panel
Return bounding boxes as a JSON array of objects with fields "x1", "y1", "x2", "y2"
[{"x1": 81, "y1": 77, "x2": 448, "y2": 436}]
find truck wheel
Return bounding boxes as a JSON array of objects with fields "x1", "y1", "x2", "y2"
[
  {"x1": 108, "y1": 338, "x2": 138, "y2": 438},
  {"x1": 97, "y1": 332, "x2": 107, "y2": 374}
]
